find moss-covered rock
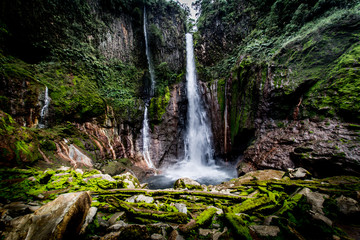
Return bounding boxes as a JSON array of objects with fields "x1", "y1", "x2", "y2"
[{"x1": 0, "y1": 111, "x2": 42, "y2": 166}]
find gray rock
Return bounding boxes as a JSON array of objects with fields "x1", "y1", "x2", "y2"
[
  {"x1": 213, "y1": 227, "x2": 228, "y2": 240},
  {"x1": 108, "y1": 212, "x2": 125, "y2": 225},
  {"x1": 125, "y1": 194, "x2": 154, "y2": 204},
  {"x1": 2, "y1": 192, "x2": 91, "y2": 240},
  {"x1": 114, "y1": 172, "x2": 140, "y2": 189},
  {"x1": 298, "y1": 188, "x2": 329, "y2": 214},
  {"x1": 250, "y1": 225, "x2": 280, "y2": 237},
  {"x1": 174, "y1": 178, "x2": 201, "y2": 190},
  {"x1": 212, "y1": 223, "x2": 220, "y2": 228},
  {"x1": 336, "y1": 195, "x2": 360, "y2": 216},
  {"x1": 168, "y1": 229, "x2": 185, "y2": 240},
  {"x1": 97, "y1": 216, "x2": 110, "y2": 228},
  {"x1": 287, "y1": 167, "x2": 311, "y2": 179},
  {"x1": 174, "y1": 203, "x2": 187, "y2": 214},
  {"x1": 310, "y1": 211, "x2": 332, "y2": 226},
  {"x1": 108, "y1": 220, "x2": 127, "y2": 231},
  {"x1": 151, "y1": 233, "x2": 165, "y2": 240},
  {"x1": 199, "y1": 228, "x2": 216, "y2": 237},
  {"x1": 83, "y1": 174, "x2": 115, "y2": 182},
  {"x1": 80, "y1": 206, "x2": 98, "y2": 234},
  {"x1": 57, "y1": 166, "x2": 70, "y2": 171}
]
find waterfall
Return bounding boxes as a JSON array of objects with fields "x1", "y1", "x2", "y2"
[
  {"x1": 184, "y1": 33, "x2": 214, "y2": 165},
  {"x1": 161, "y1": 33, "x2": 234, "y2": 184},
  {"x1": 38, "y1": 86, "x2": 50, "y2": 129},
  {"x1": 142, "y1": 7, "x2": 155, "y2": 169},
  {"x1": 144, "y1": 7, "x2": 155, "y2": 97}
]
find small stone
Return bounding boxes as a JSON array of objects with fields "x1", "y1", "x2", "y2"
[
  {"x1": 174, "y1": 203, "x2": 187, "y2": 214},
  {"x1": 28, "y1": 177, "x2": 36, "y2": 182},
  {"x1": 125, "y1": 194, "x2": 154, "y2": 204},
  {"x1": 57, "y1": 166, "x2": 70, "y2": 171},
  {"x1": 97, "y1": 216, "x2": 109, "y2": 228},
  {"x1": 75, "y1": 169, "x2": 84, "y2": 174},
  {"x1": 151, "y1": 233, "x2": 165, "y2": 240},
  {"x1": 288, "y1": 167, "x2": 311, "y2": 179},
  {"x1": 213, "y1": 227, "x2": 228, "y2": 240},
  {"x1": 212, "y1": 223, "x2": 220, "y2": 228},
  {"x1": 336, "y1": 195, "x2": 360, "y2": 216},
  {"x1": 108, "y1": 220, "x2": 127, "y2": 231},
  {"x1": 168, "y1": 230, "x2": 185, "y2": 240},
  {"x1": 37, "y1": 194, "x2": 45, "y2": 199},
  {"x1": 250, "y1": 225, "x2": 280, "y2": 237},
  {"x1": 108, "y1": 212, "x2": 125, "y2": 225},
  {"x1": 199, "y1": 228, "x2": 216, "y2": 237},
  {"x1": 310, "y1": 211, "x2": 332, "y2": 226}
]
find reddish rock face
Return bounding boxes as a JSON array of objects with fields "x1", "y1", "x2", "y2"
[{"x1": 238, "y1": 119, "x2": 360, "y2": 177}]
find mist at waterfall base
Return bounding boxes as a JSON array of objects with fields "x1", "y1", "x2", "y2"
[{"x1": 144, "y1": 34, "x2": 236, "y2": 189}]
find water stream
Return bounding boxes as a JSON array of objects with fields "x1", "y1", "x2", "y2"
[
  {"x1": 142, "y1": 7, "x2": 155, "y2": 169},
  {"x1": 38, "y1": 86, "x2": 51, "y2": 129}
]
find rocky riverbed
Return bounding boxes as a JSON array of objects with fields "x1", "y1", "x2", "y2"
[{"x1": 1, "y1": 167, "x2": 359, "y2": 239}]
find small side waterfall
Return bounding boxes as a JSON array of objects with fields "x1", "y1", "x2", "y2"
[
  {"x1": 38, "y1": 86, "x2": 51, "y2": 129},
  {"x1": 142, "y1": 7, "x2": 155, "y2": 169}
]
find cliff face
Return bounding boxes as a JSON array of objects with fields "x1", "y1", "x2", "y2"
[
  {"x1": 196, "y1": 0, "x2": 360, "y2": 176},
  {"x1": 0, "y1": 0, "x2": 187, "y2": 174}
]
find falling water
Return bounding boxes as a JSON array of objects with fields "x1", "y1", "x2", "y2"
[
  {"x1": 142, "y1": 7, "x2": 155, "y2": 169},
  {"x1": 144, "y1": 7, "x2": 155, "y2": 97},
  {"x1": 38, "y1": 86, "x2": 51, "y2": 129},
  {"x1": 160, "y1": 33, "x2": 235, "y2": 185},
  {"x1": 183, "y1": 33, "x2": 214, "y2": 165}
]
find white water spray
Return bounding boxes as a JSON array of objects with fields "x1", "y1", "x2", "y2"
[
  {"x1": 38, "y1": 86, "x2": 51, "y2": 129},
  {"x1": 142, "y1": 7, "x2": 155, "y2": 169},
  {"x1": 164, "y1": 34, "x2": 233, "y2": 182}
]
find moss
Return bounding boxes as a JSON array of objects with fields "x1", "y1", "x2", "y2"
[
  {"x1": 195, "y1": 208, "x2": 217, "y2": 226},
  {"x1": 40, "y1": 139, "x2": 57, "y2": 151},
  {"x1": 148, "y1": 86, "x2": 170, "y2": 124},
  {"x1": 231, "y1": 196, "x2": 273, "y2": 214},
  {"x1": 225, "y1": 213, "x2": 252, "y2": 240},
  {"x1": 106, "y1": 198, "x2": 188, "y2": 223}
]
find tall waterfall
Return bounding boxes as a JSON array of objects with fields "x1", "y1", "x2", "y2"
[
  {"x1": 38, "y1": 86, "x2": 51, "y2": 129},
  {"x1": 184, "y1": 33, "x2": 214, "y2": 165},
  {"x1": 162, "y1": 33, "x2": 234, "y2": 184},
  {"x1": 142, "y1": 7, "x2": 155, "y2": 169}
]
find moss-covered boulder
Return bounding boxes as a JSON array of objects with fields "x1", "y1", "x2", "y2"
[{"x1": 174, "y1": 178, "x2": 202, "y2": 190}]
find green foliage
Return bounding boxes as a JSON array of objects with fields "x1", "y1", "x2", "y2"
[{"x1": 148, "y1": 87, "x2": 170, "y2": 124}]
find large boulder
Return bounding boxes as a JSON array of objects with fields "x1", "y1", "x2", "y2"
[
  {"x1": 2, "y1": 191, "x2": 91, "y2": 240},
  {"x1": 174, "y1": 178, "x2": 202, "y2": 190}
]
